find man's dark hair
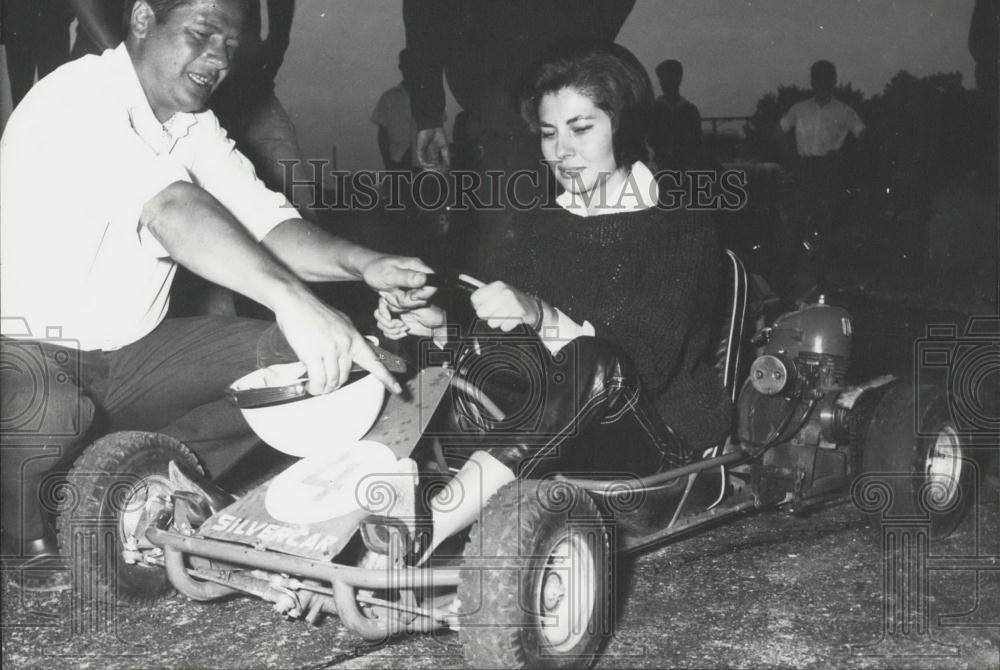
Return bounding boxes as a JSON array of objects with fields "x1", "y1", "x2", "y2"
[
  {"x1": 135, "y1": 0, "x2": 250, "y2": 23},
  {"x1": 655, "y1": 59, "x2": 683, "y2": 83},
  {"x1": 810, "y1": 60, "x2": 837, "y2": 86},
  {"x1": 137, "y1": 0, "x2": 190, "y2": 21},
  {"x1": 518, "y1": 41, "x2": 652, "y2": 168}
]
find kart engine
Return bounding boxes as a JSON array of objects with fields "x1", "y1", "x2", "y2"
[{"x1": 736, "y1": 297, "x2": 886, "y2": 509}]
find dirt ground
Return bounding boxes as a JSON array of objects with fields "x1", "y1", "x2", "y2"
[{"x1": 2, "y1": 489, "x2": 997, "y2": 669}]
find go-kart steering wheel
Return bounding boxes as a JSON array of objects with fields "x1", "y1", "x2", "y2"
[{"x1": 420, "y1": 272, "x2": 549, "y2": 426}]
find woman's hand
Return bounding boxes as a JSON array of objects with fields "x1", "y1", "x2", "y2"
[
  {"x1": 374, "y1": 297, "x2": 447, "y2": 340},
  {"x1": 470, "y1": 281, "x2": 547, "y2": 332}
]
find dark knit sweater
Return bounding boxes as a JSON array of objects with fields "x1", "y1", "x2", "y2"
[{"x1": 460, "y1": 205, "x2": 733, "y2": 450}]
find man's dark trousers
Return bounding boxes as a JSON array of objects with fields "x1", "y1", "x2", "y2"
[{"x1": 0, "y1": 317, "x2": 288, "y2": 546}]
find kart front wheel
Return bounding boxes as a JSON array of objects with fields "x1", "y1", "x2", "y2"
[
  {"x1": 55, "y1": 431, "x2": 202, "y2": 602},
  {"x1": 458, "y1": 479, "x2": 613, "y2": 669},
  {"x1": 856, "y1": 384, "x2": 978, "y2": 540}
]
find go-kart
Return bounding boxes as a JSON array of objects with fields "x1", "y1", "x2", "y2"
[{"x1": 53, "y1": 266, "x2": 981, "y2": 670}]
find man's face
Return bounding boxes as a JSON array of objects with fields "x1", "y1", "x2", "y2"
[
  {"x1": 811, "y1": 67, "x2": 837, "y2": 101},
  {"x1": 657, "y1": 65, "x2": 682, "y2": 95},
  {"x1": 130, "y1": 0, "x2": 244, "y2": 122}
]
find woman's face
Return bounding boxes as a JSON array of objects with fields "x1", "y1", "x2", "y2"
[{"x1": 538, "y1": 87, "x2": 621, "y2": 197}]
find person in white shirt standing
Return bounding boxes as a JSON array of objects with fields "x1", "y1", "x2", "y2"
[
  {"x1": 778, "y1": 59, "x2": 865, "y2": 304},
  {"x1": 0, "y1": 0, "x2": 432, "y2": 590}
]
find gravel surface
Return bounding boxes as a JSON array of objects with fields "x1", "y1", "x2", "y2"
[{"x1": 3, "y1": 492, "x2": 997, "y2": 669}]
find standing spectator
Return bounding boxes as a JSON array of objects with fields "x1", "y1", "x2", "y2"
[
  {"x1": 777, "y1": 60, "x2": 865, "y2": 303},
  {"x1": 969, "y1": 0, "x2": 999, "y2": 99},
  {"x1": 403, "y1": 0, "x2": 635, "y2": 247},
  {"x1": 2, "y1": 1, "x2": 73, "y2": 107},
  {"x1": 649, "y1": 59, "x2": 703, "y2": 171},
  {"x1": 969, "y1": 0, "x2": 998, "y2": 178},
  {"x1": 371, "y1": 49, "x2": 417, "y2": 171}
]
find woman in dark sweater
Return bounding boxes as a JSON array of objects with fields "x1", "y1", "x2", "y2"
[{"x1": 376, "y1": 42, "x2": 731, "y2": 555}]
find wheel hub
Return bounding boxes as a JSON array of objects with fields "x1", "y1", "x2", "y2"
[
  {"x1": 118, "y1": 474, "x2": 173, "y2": 563},
  {"x1": 542, "y1": 571, "x2": 566, "y2": 610},
  {"x1": 536, "y1": 531, "x2": 597, "y2": 653},
  {"x1": 925, "y1": 425, "x2": 963, "y2": 508}
]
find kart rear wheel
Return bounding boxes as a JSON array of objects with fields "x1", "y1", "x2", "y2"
[
  {"x1": 856, "y1": 384, "x2": 977, "y2": 540},
  {"x1": 55, "y1": 431, "x2": 202, "y2": 603},
  {"x1": 458, "y1": 479, "x2": 613, "y2": 669}
]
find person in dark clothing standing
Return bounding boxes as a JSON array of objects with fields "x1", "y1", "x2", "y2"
[
  {"x1": 402, "y1": 0, "x2": 636, "y2": 239},
  {"x1": 69, "y1": 0, "x2": 130, "y2": 58},
  {"x1": 649, "y1": 59, "x2": 703, "y2": 171},
  {"x1": 2, "y1": 1, "x2": 73, "y2": 107},
  {"x1": 969, "y1": 0, "x2": 998, "y2": 178}
]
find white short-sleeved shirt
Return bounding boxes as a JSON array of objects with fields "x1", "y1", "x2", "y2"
[
  {"x1": 0, "y1": 45, "x2": 296, "y2": 351},
  {"x1": 780, "y1": 97, "x2": 865, "y2": 157}
]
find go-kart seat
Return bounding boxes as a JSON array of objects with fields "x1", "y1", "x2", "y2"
[
  {"x1": 696, "y1": 249, "x2": 750, "y2": 507},
  {"x1": 556, "y1": 248, "x2": 752, "y2": 523},
  {"x1": 430, "y1": 251, "x2": 752, "y2": 496},
  {"x1": 715, "y1": 249, "x2": 750, "y2": 402}
]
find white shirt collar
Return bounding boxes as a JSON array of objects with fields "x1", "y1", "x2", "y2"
[
  {"x1": 556, "y1": 161, "x2": 659, "y2": 217},
  {"x1": 109, "y1": 43, "x2": 197, "y2": 154}
]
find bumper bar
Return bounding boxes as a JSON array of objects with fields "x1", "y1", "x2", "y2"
[{"x1": 146, "y1": 526, "x2": 462, "y2": 590}]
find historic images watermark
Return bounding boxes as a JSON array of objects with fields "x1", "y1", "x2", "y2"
[
  {"x1": 277, "y1": 159, "x2": 750, "y2": 213},
  {"x1": 913, "y1": 317, "x2": 1000, "y2": 437},
  {"x1": 850, "y1": 317, "x2": 999, "y2": 659},
  {"x1": 0, "y1": 319, "x2": 83, "y2": 439}
]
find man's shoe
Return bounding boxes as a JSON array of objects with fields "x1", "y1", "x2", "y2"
[
  {"x1": 11, "y1": 562, "x2": 71, "y2": 593},
  {"x1": 3, "y1": 534, "x2": 71, "y2": 593}
]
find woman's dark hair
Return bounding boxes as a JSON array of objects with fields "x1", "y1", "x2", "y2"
[{"x1": 518, "y1": 41, "x2": 652, "y2": 168}]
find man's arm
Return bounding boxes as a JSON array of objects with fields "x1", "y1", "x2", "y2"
[
  {"x1": 683, "y1": 101, "x2": 703, "y2": 153},
  {"x1": 847, "y1": 106, "x2": 866, "y2": 138},
  {"x1": 141, "y1": 182, "x2": 410, "y2": 395},
  {"x1": 771, "y1": 104, "x2": 798, "y2": 160},
  {"x1": 70, "y1": 0, "x2": 124, "y2": 51},
  {"x1": 260, "y1": 218, "x2": 431, "y2": 289},
  {"x1": 377, "y1": 125, "x2": 392, "y2": 169}
]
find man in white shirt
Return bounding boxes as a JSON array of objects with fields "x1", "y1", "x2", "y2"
[
  {"x1": 777, "y1": 60, "x2": 865, "y2": 303},
  {"x1": 0, "y1": 0, "x2": 431, "y2": 588},
  {"x1": 779, "y1": 61, "x2": 865, "y2": 160}
]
